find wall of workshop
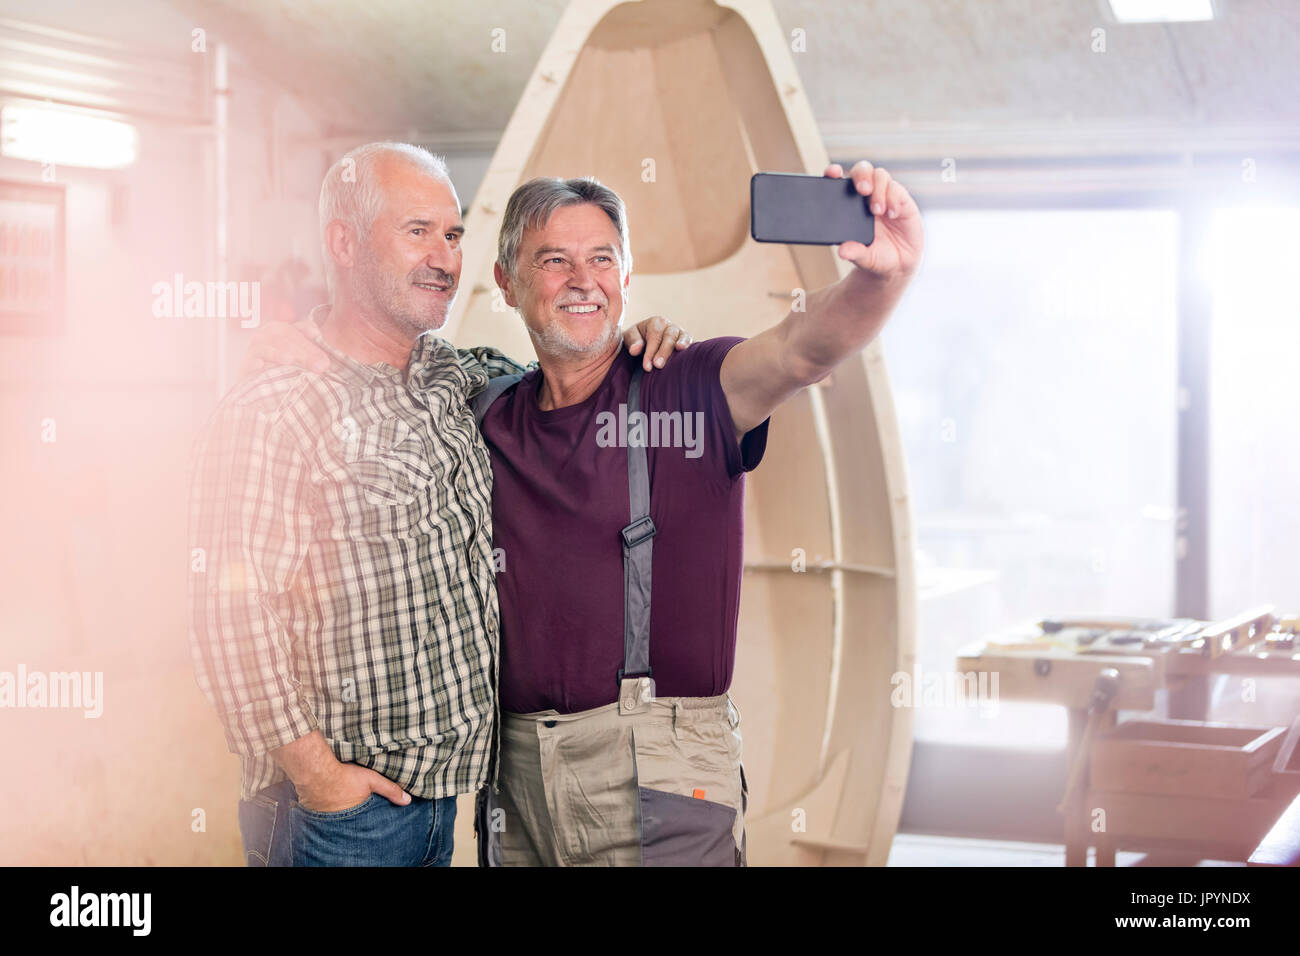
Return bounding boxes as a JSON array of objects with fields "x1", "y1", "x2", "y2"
[{"x1": 0, "y1": 10, "x2": 325, "y2": 864}]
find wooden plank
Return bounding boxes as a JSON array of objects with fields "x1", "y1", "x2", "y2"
[
  {"x1": 1065, "y1": 708, "x2": 1090, "y2": 866},
  {"x1": 1166, "y1": 646, "x2": 1300, "y2": 677},
  {"x1": 745, "y1": 560, "x2": 896, "y2": 577},
  {"x1": 955, "y1": 650, "x2": 1159, "y2": 710}
]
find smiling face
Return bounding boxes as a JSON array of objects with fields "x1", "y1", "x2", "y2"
[
  {"x1": 353, "y1": 154, "x2": 463, "y2": 335},
  {"x1": 497, "y1": 203, "x2": 630, "y2": 359}
]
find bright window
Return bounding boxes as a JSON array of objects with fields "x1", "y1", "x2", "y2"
[
  {"x1": 881, "y1": 208, "x2": 1181, "y2": 746},
  {"x1": 1207, "y1": 206, "x2": 1300, "y2": 618}
]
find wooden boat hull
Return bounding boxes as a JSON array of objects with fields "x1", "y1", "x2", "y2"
[{"x1": 446, "y1": 0, "x2": 915, "y2": 866}]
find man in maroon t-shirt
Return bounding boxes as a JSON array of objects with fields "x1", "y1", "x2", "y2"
[{"x1": 473, "y1": 164, "x2": 922, "y2": 866}]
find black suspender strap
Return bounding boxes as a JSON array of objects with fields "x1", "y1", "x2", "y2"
[
  {"x1": 470, "y1": 373, "x2": 523, "y2": 426},
  {"x1": 618, "y1": 365, "x2": 657, "y2": 714}
]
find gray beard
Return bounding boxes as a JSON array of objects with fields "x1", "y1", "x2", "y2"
[{"x1": 527, "y1": 313, "x2": 621, "y2": 359}]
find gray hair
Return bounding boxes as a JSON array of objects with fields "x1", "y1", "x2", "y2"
[
  {"x1": 318, "y1": 142, "x2": 452, "y2": 296},
  {"x1": 497, "y1": 176, "x2": 632, "y2": 281}
]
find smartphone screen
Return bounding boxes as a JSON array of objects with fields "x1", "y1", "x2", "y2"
[{"x1": 750, "y1": 172, "x2": 874, "y2": 246}]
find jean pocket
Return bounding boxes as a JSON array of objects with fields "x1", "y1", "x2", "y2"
[
  {"x1": 638, "y1": 787, "x2": 738, "y2": 867},
  {"x1": 237, "y1": 792, "x2": 281, "y2": 867},
  {"x1": 291, "y1": 792, "x2": 379, "y2": 821},
  {"x1": 288, "y1": 793, "x2": 390, "y2": 867}
]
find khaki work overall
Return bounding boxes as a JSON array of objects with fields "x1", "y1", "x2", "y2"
[{"x1": 471, "y1": 366, "x2": 749, "y2": 866}]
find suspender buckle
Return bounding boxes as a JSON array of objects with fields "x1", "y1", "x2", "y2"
[
  {"x1": 620, "y1": 515, "x2": 657, "y2": 551},
  {"x1": 618, "y1": 674, "x2": 656, "y2": 715}
]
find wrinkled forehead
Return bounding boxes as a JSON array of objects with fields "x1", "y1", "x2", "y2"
[
  {"x1": 376, "y1": 158, "x2": 460, "y2": 219},
  {"x1": 522, "y1": 202, "x2": 620, "y2": 252}
]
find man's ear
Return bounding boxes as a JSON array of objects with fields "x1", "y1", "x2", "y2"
[
  {"x1": 325, "y1": 220, "x2": 356, "y2": 274},
  {"x1": 493, "y1": 261, "x2": 519, "y2": 309}
]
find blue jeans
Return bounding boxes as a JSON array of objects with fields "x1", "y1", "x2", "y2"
[{"x1": 237, "y1": 778, "x2": 457, "y2": 867}]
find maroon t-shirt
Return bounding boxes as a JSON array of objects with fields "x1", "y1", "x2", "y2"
[{"x1": 479, "y1": 336, "x2": 770, "y2": 714}]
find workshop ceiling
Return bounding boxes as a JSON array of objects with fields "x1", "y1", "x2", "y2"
[
  {"x1": 159, "y1": 0, "x2": 1299, "y2": 138},
  {"x1": 2, "y1": 0, "x2": 1295, "y2": 146}
]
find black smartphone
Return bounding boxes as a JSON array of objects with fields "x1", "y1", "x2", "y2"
[{"x1": 750, "y1": 171, "x2": 874, "y2": 246}]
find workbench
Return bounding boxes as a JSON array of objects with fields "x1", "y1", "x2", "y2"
[{"x1": 956, "y1": 608, "x2": 1300, "y2": 865}]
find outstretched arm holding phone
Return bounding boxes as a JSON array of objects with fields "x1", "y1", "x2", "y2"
[{"x1": 722, "y1": 160, "x2": 924, "y2": 438}]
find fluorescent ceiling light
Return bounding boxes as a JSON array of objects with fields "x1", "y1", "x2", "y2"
[
  {"x1": 1, "y1": 102, "x2": 138, "y2": 169},
  {"x1": 1107, "y1": 0, "x2": 1215, "y2": 22}
]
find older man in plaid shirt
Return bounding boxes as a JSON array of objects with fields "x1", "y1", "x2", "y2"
[{"x1": 189, "y1": 142, "x2": 684, "y2": 866}]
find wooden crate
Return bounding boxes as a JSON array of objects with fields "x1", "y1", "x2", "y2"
[
  {"x1": 1091, "y1": 719, "x2": 1286, "y2": 798},
  {"x1": 1089, "y1": 785, "x2": 1294, "y2": 859}
]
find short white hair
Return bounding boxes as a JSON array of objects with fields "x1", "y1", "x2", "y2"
[{"x1": 318, "y1": 142, "x2": 452, "y2": 297}]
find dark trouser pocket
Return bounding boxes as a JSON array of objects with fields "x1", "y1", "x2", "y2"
[
  {"x1": 638, "y1": 787, "x2": 739, "y2": 866},
  {"x1": 473, "y1": 788, "x2": 502, "y2": 868},
  {"x1": 738, "y1": 763, "x2": 749, "y2": 867}
]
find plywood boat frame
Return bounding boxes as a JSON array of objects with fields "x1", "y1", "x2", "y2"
[{"x1": 446, "y1": 0, "x2": 915, "y2": 866}]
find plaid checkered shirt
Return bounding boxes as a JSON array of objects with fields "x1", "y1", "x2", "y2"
[{"x1": 188, "y1": 323, "x2": 528, "y2": 801}]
